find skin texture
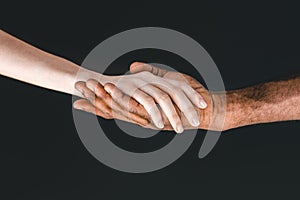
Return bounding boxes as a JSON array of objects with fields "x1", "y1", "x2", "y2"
[
  {"x1": 0, "y1": 30, "x2": 206, "y2": 133},
  {"x1": 74, "y1": 62, "x2": 300, "y2": 132},
  {"x1": 225, "y1": 75, "x2": 300, "y2": 129}
]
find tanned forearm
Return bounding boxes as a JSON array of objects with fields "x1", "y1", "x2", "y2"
[{"x1": 208, "y1": 75, "x2": 300, "y2": 131}]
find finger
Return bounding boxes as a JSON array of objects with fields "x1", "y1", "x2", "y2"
[
  {"x1": 103, "y1": 96, "x2": 150, "y2": 127},
  {"x1": 76, "y1": 81, "x2": 150, "y2": 127},
  {"x1": 129, "y1": 62, "x2": 205, "y2": 109},
  {"x1": 130, "y1": 63, "x2": 205, "y2": 111},
  {"x1": 74, "y1": 98, "x2": 149, "y2": 127},
  {"x1": 130, "y1": 62, "x2": 168, "y2": 77},
  {"x1": 130, "y1": 62, "x2": 206, "y2": 108},
  {"x1": 76, "y1": 81, "x2": 114, "y2": 116},
  {"x1": 85, "y1": 79, "x2": 108, "y2": 98},
  {"x1": 88, "y1": 82, "x2": 150, "y2": 127},
  {"x1": 105, "y1": 83, "x2": 164, "y2": 129},
  {"x1": 150, "y1": 79, "x2": 200, "y2": 128},
  {"x1": 73, "y1": 99, "x2": 111, "y2": 118},
  {"x1": 75, "y1": 81, "x2": 96, "y2": 102},
  {"x1": 139, "y1": 85, "x2": 184, "y2": 133},
  {"x1": 166, "y1": 79, "x2": 207, "y2": 109},
  {"x1": 130, "y1": 63, "x2": 202, "y2": 126},
  {"x1": 103, "y1": 83, "x2": 149, "y2": 119},
  {"x1": 180, "y1": 83, "x2": 207, "y2": 109},
  {"x1": 77, "y1": 80, "x2": 120, "y2": 117}
]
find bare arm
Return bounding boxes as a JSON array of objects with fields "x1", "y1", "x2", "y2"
[
  {"x1": 220, "y1": 75, "x2": 300, "y2": 130},
  {"x1": 0, "y1": 29, "x2": 101, "y2": 95},
  {"x1": 0, "y1": 31, "x2": 206, "y2": 132}
]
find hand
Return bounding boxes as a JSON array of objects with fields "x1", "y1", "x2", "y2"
[
  {"x1": 74, "y1": 62, "x2": 220, "y2": 132},
  {"x1": 129, "y1": 62, "x2": 215, "y2": 130},
  {"x1": 75, "y1": 66, "x2": 207, "y2": 133}
]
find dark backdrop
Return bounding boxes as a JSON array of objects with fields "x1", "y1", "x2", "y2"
[{"x1": 0, "y1": 1, "x2": 299, "y2": 199}]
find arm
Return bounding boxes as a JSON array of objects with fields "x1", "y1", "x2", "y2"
[
  {"x1": 132, "y1": 63, "x2": 300, "y2": 131},
  {"x1": 219, "y1": 75, "x2": 300, "y2": 130},
  {"x1": 74, "y1": 62, "x2": 300, "y2": 132},
  {"x1": 0, "y1": 29, "x2": 100, "y2": 95},
  {"x1": 0, "y1": 31, "x2": 205, "y2": 132}
]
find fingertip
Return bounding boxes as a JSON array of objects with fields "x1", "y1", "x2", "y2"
[
  {"x1": 103, "y1": 83, "x2": 115, "y2": 94},
  {"x1": 199, "y1": 99, "x2": 207, "y2": 109},
  {"x1": 196, "y1": 94, "x2": 207, "y2": 109},
  {"x1": 86, "y1": 79, "x2": 97, "y2": 85},
  {"x1": 156, "y1": 120, "x2": 164, "y2": 129},
  {"x1": 191, "y1": 117, "x2": 200, "y2": 127},
  {"x1": 74, "y1": 81, "x2": 85, "y2": 90},
  {"x1": 104, "y1": 82, "x2": 115, "y2": 88},
  {"x1": 149, "y1": 107, "x2": 164, "y2": 129},
  {"x1": 129, "y1": 62, "x2": 147, "y2": 74},
  {"x1": 73, "y1": 103, "x2": 80, "y2": 110},
  {"x1": 176, "y1": 124, "x2": 184, "y2": 134},
  {"x1": 73, "y1": 100, "x2": 83, "y2": 110},
  {"x1": 130, "y1": 61, "x2": 143, "y2": 69}
]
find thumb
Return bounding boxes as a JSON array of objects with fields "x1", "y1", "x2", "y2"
[{"x1": 129, "y1": 62, "x2": 168, "y2": 77}]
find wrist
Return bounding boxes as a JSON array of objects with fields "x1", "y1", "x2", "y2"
[
  {"x1": 207, "y1": 91, "x2": 228, "y2": 131},
  {"x1": 221, "y1": 90, "x2": 250, "y2": 131},
  {"x1": 198, "y1": 90, "x2": 246, "y2": 131},
  {"x1": 197, "y1": 91, "x2": 227, "y2": 131}
]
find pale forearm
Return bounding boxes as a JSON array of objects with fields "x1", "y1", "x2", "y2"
[{"x1": 0, "y1": 30, "x2": 103, "y2": 95}]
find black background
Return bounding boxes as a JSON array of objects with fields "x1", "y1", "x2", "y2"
[{"x1": 0, "y1": 1, "x2": 299, "y2": 199}]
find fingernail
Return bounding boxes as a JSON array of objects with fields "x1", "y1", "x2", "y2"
[
  {"x1": 176, "y1": 125, "x2": 184, "y2": 133},
  {"x1": 199, "y1": 100, "x2": 207, "y2": 109},
  {"x1": 192, "y1": 118, "x2": 200, "y2": 126},
  {"x1": 157, "y1": 121, "x2": 164, "y2": 129}
]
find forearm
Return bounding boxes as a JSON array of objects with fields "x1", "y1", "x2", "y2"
[
  {"x1": 0, "y1": 30, "x2": 104, "y2": 95},
  {"x1": 212, "y1": 76, "x2": 300, "y2": 131}
]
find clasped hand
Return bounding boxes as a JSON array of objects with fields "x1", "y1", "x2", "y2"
[{"x1": 74, "y1": 62, "x2": 211, "y2": 133}]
